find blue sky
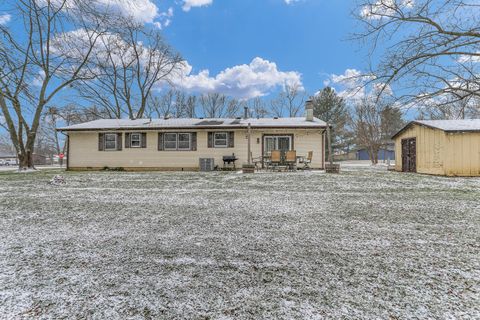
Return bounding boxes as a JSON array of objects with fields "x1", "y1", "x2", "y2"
[
  {"x1": 0, "y1": 0, "x2": 366, "y2": 103},
  {"x1": 153, "y1": 0, "x2": 363, "y2": 99},
  {"x1": 164, "y1": 0, "x2": 359, "y2": 91}
]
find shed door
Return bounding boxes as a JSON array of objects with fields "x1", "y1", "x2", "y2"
[{"x1": 401, "y1": 138, "x2": 416, "y2": 172}]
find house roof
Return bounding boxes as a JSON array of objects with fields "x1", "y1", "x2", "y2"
[
  {"x1": 392, "y1": 119, "x2": 480, "y2": 139},
  {"x1": 57, "y1": 117, "x2": 328, "y2": 131}
]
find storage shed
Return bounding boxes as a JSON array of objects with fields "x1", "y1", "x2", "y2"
[{"x1": 392, "y1": 119, "x2": 480, "y2": 176}]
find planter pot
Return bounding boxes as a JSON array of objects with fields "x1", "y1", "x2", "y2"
[
  {"x1": 325, "y1": 163, "x2": 340, "y2": 173},
  {"x1": 242, "y1": 163, "x2": 255, "y2": 174}
]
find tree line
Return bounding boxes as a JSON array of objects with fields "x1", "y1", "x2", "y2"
[{"x1": 1, "y1": 0, "x2": 479, "y2": 168}]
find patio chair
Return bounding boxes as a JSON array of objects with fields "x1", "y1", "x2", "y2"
[
  {"x1": 285, "y1": 150, "x2": 297, "y2": 171},
  {"x1": 250, "y1": 152, "x2": 263, "y2": 171},
  {"x1": 270, "y1": 150, "x2": 281, "y2": 171},
  {"x1": 301, "y1": 151, "x2": 313, "y2": 170}
]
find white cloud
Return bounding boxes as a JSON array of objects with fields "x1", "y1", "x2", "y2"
[
  {"x1": 458, "y1": 53, "x2": 480, "y2": 63},
  {"x1": 361, "y1": 0, "x2": 414, "y2": 20},
  {"x1": 284, "y1": 0, "x2": 301, "y2": 4},
  {"x1": 182, "y1": 0, "x2": 213, "y2": 12},
  {"x1": 171, "y1": 57, "x2": 303, "y2": 100},
  {"x1": 41, "y1": 0, "x2": 159, "y2": 24},
  {"x1": 331, "y1": 68, "x2": 363, "y2": 86},
  {"x1": 32, "y1": 70, "x2": 46, "y2": 87},
  {"x1": 155, "y1": 7, "x2": 174, "y2": 29},
  {"x1": 96, "y1": 0, "x2": 159, "y2": 23},
  {"x1": 328, "y1": 68, "x2": 382, "y2": 102},
  {"x1": 0, "y1": 14, "x2": 11, "y2": 25}
]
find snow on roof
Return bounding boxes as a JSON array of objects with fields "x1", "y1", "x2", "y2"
[
  {"x1": 393, "y1": 119, "x2": 480, "y2": 139},
  {"x1": 414, "y1": 119, "x2": 480, "y2": 132},
  {"x1": 57, "y1": 117, "x2": 327, "y2": 131}
]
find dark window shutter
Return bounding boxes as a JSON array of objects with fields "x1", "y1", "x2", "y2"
[
  {"x1": 98, "y1": 133, "x2": 105, "y2": 151},
  {"x1": 141, "y1": 133, "x2": 147, "y2": 148},
  {"x1": 208, "y1": 132, "x2": 213, "y2": 148},
  {"x1": 125, "y1": 133, "x2": 131, "y2": 148},
  {"x1": 116, "y1": 133, "x2": 122, "y2": 151},
  {"x1": 158, "y1": 133, "x2": 164, "y2": 151},
  {"x1": 228, "y1": 131, "x2": 235, "y2": 148},
  {"x1": 191, "y1": 132, "x2": 197, "y2": 151}
]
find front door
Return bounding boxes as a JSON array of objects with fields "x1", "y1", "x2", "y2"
[{"x1": 401, "y1": 138, "x2": 416, "y2": 172}]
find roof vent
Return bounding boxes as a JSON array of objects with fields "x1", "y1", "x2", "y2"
[
  {"x1": 274, "y1": 117, "x2": 279, "y2": 119},
  {"x1": 235, "y1": 117, "x2": 241, "y2": 120}
]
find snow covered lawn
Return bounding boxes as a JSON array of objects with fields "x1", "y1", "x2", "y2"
[{"x1": 1, "y1": 168, "x2": 479, "y2": 318}]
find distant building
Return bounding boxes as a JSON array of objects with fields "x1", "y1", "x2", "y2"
[
  {"x1": 392, "y1": 119, "x2": 480, "y2": 176},
  {"x1": 0, "y1": 152, "x2": 51, "y2": 166},
  {"x1": 0, "y1": 152, "x2": 17, "y2": 164},
  {"x1": 356, "y1": 144, "x2": 395, "y2": 161}
]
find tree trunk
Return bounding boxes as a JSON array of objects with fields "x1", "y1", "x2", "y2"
[
  {"x1": 18, "y1": 150, "x2": 34, "y2": 170},
  {"x1": 17, "y1": 133, "x2": 37, "y2": 170},
  {"x1": 368, "y1": 149, "x2": 374, "y2": 165},
  {"x1": 369, "y1": 147, "x2": 379, "y2": 165},
  {"x1": 326, "y1": 125, "x2": 333, "y2": 165}
]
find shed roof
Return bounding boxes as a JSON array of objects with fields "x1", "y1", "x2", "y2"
[
  {"x1": 392, "y1": 119, "x2": 480, "y2": 139},
  {"x1": 57, "y1": 117, "x2": 328, "y2": 131}
]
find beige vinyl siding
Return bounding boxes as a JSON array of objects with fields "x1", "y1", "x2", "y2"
[
  {"x1": 394, "y1": 125, "x2": 446, "y2": 175},
  {"x1": 394, "y1": 123, "x2": 480, "y2": 176},
  {"x1": 68, "y1": 128, "x2": 324, "y2": 170},
  {"x1": 444, "y1": 132, "x2": 480, "y2": 176}
]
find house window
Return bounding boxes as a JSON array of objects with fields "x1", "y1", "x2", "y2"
[
  {"x1": 164, "y1": 133, "x2": 178, "y2": 150},
  {"x1": 263, "y1": 135, "x2": 292, "y2": 155},
  {"x1": 214, "y1": 132, "x2": 228, "y2": 148},
  {"x1": 164, "y1": 133, "x2": 191, "y2": 151},
  {"x1": 130, "y1": 133, "x2": 141, "y2": 148},
  {"x1": 178, "y1": 133, "x2": 191, "y2": 150},
  {"x1": 105, "y1": 133, "x2": 117, "y2": 150}
]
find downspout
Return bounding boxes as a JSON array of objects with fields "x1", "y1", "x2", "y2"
[{"x1": 322, "y1": 129, "x2": 326, "y2": 170}]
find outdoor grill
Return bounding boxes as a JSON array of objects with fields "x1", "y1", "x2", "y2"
[{"x1": 222, "y1": 154, "x2": 238, "y2": 168}]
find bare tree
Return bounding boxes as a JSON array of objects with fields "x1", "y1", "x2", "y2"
[
  {"x1": 199, "y1": 93, "x2": 240, "y2": 118},
  {"x1": 0, "y1": 0, "x2": 109, "y2": 169},
  {"x1": 418, "y1": 94, "x2": 480, "y2": 120},
  {"x1": 42, "y1": 103, "x2": 105, "y2": 166},
  {"x1": 351, "y1": 97, "x2": 404, "y2": 164},
  {"x1": 178, "y1": 93, "x2": 197, "y2": 118},
  {"x1": 248, "y1": 97, "x2": 269, "y2": 118},
  {"x1": 148, "y1": 91, "x2": 175, "y2": 118},
  {"x1": 354, "y1": 0, "x2": 480, "y2": 107},
  {"x1": 147, "y1": 90, "x2": 197, "y2": 118},
  {"x1": 270, "y1": 83, "x2": 306, "y2": 117},
  {"x1": 75, "y1": 20, "x2": 184, "y2": 120}
]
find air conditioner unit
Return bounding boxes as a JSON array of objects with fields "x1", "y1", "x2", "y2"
[{"x1": 199, "y1": 158, "x2": 215, "y2": 172}]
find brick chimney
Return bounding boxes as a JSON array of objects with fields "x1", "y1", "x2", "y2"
[{"x1": 305, "y1": 99, "x2": 314, "y2": 121}]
